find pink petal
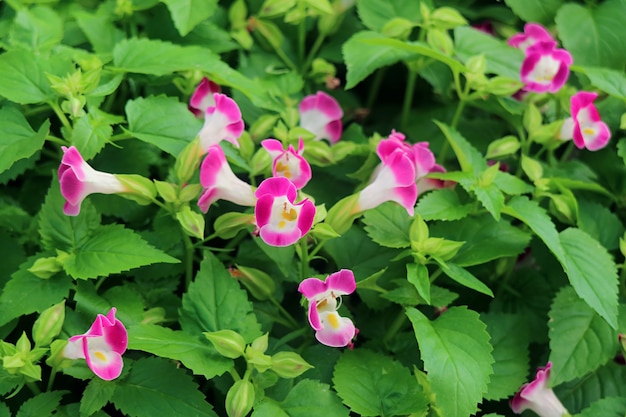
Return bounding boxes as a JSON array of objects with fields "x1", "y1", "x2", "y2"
[
  {"x1": 299, "y1": 91, "x2": 343, "y2": 143},
  {"x1": 298, "y1": 277, "x2": 328, "y2": 299},
  {"x1": 307, "y1": 300, "x2": 322, "y2": 331},
  {"x1": 199, "y1": 145, "x2": 228, "y2": 188},
  {"x1": 189, "y1": 77, "x2": 221, "y2": 115},
  {"x1": 259, "y1": 225, "x2": 302, "y2": 247},
  {"x1": 325, "y1": 269, "x2": 356, "y2": 296},
  {"x1": 295, "y1": 199, "x2": 315, "y2": 236},
  {"x1": 254, "y1": 194, "x2": 274, "y2": 228},
  {"x1": 508, "y1": 23, "x2": 554, "y2": 51},
  {"x1": 84, "y1": 338, "x2": 124, "y2": 381},
  {"x1": 198, "y1": 94, "x2": 244, "y2": 150},
  {"x1": 255, "y1": 177, "x2": 297, "y2": 202},
  {"x1": 261, "y1": 139, "x2": 285, "y2": 158},
  {"x1": 315, "y1": 312, "x2": 356, "y2": 348}
]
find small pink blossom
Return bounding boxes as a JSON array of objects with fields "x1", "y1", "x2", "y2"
[
  {"x1": 520, "y1": 41, "x2": 572, "y2": 93},
  {"x1": 508, "y1": 23, "x2": 554, "y2": 52},
  {"x1": 198, "y1": 145, "x2": 256, "y2": 213},
  {"x1": 254, "y1": 177, "x2": 315, "y2": 247},
  {"x1": 510, "y1": 362, "x2": 570, "y2": 417},
  {"x1": 473, "y1": 21, "x2": 494, "y2": 36},
  {"x1": 197, "y1": 93, "x2": 245, "y2": 151},
  {"x1": 63, "y1": 308, "x2": 128, "y2": 381},
  {"x1": 298, "y1": 269, "x2": 357, "y2": 348},
  {"x1": 189, "y1": 77, "x2": 221, "y2": 118},
  {"x1": 570, "y1": 91, "x2": 611, "y2": 151},
  {"x1": 58, "y1": 146, "x2": 128, "y2": 216},
  {"x1": 298, "y1": 91, "x2": 343, "y2": 144},
  {"x1": 261, "y1": 138, "x2": 312, "y2": 189}
]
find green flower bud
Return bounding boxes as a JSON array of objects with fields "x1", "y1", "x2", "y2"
[
  {"x1": 310, "y1": 223, "x2": 340, "y2": 241},
  {"x1": 523, "y1": 103, "x2": 542, "y2": 133},
  {"x1": 409, "y1": 214, "x2": 429, "y2": 248},
  {"x1": 325, "y1": 194, "x2": 361, "y2": 235},
  {"x1": 154, "y1": 180, "x2": 178, "y2": 203},
  {"x1": 213, "y1": 212, "x2": 256, "y2": 240},
  {"x1": 466, "y1": 54, "x2": 487, "y2": 75},
  {"x1": 32, "y1": 301, "x2": 65, "y2": 347},
  {"x1": 116, "y1": 174, "x2": 157, "y2": 205},
  {"x1": 232, "y1": 265, "x2": 276, "y2": 300},
  {"x1": 258, "y1": 0, "x2": 296, "y2": 18},
  {"x1": 175, "y1": 138, "x2": 204, "y2": 183},
  {"x1": 204, "y1": 330, "x2": 246, "y2": 359},
  {"x1": 45, "y1": 340, "x2": 73, "y2": 371},
  {"x1": 250, "y1": 114, "x2": 280, "y2": 141},
  {"x1": 225, "y1": 379, "x2": 255, "y2": 417},
  {"x1": 252, "y1": 18, "x2": 284, "y2": 50},
  {"x1": 486, "y1": 136, "x2": 520, "y2": 159},
  {"x1": 178, "y1": 184, "x2": 203, "y2": 203},
  {"x1": 477, "y1": 163, "x2": 500, "y2": 187},
  {"x1": 251, "y1": 333, "x2": 268, "y2": 354},
  {"x1": 270, "y1": 351, "x2": 313, "y2": 378},
  {"x1": 426, "y1": 28, "x2": 454, "y2": 56},
  {"x1": 28, "y1": 257, "x2": 63, "y2": 279},
  {"x1": 176, "y1": 205, "x2": 205, "y2": 239},
  {"x1": 430, "y1": 7, "x2": 467, "y2": 29},
  {"x1": 483, "y1": 76, "x2": 524, "y2": 96},
  {"x1": 245, "y1": 346, "x2": 272, "y2": 372},
  {"x1": 381, "y1": 17, "x2": 415, "y2": 40},
  {"x1": 521, "y1": 155, "x2": 543, "y2": 182}
]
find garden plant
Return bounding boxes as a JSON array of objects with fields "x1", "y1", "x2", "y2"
[{"x1": 2, "y1": 0, "x2": 626, "y2": 416}]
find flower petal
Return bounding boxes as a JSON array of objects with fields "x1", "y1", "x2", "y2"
[
  {"x1": 315, "y1": 311, "x2": 356, "y2": 348},
  {"x1": 325, "y1": 269, "x2": 356, "y2": 296}
]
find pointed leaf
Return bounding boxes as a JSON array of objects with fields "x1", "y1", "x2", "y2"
[
  {"x1": 356, "y1": 0, "x2": 429, "y2": 31},
  {"x1": 161, "y1": 0, "x2": 218, "y2": 36},
  {"x1": 504, "y1": 0, "x2": 564, "y2": 24},
  {"x1": 70, "y1": 113, "x2": 113, "y2": 160},
  {"x1": 362, "y1": 202, "x2": 411, "y2": 248},
  {"x1": 435, "y1": 260, "x2": 493, "y2": 297},
  {"x1": 0, "y1": 50, "x2": 55, "y2": 104},
  {"x1": 16, "y1": 391, "x2": 66, "y2": 417},
  {"x1": 0, "y1": 107, "x2": 49, "y2": 174},
  {"x1": 578, "y1": 397, "x2": 626, "y2": 417},
  {"x1": 434, "y1": 122, "x2": 487, "y2": 175},
  {"x1": 80, "y1": 378, "x2": 115, "y2": 417},
  {"x1": 416, "y1": 188, "x2": 473, "y2": 221},
  {"x1": 557, "y1": 362, "x2": 626, "y2": 412}
]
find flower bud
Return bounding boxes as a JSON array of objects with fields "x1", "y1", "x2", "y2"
[
  {"x1": 426, "y1": 28, "x2": 454, "y2": 56},
  {"x1": 483, "y1": 76, "x2": 524, "y2": 96},
  {"x1": 232, "y1": 265, "x2": 276, "y2": 300},
  {"x1": 204, "y1": 330, "x2": 246, "y2": 359},
  {"x1": 45, "y1": 339, "x2": 73, "y2": 371},
  {"x1": 521, "y1": 155, "x2": 543, "y2": 182},
  {"x1": 258, "y1": 0, "x2": 296, "y2": 18},
  {"x1": 310, "y1": 223, "x2": 340, "y2": 241},
  {"x1": 270, "y1": 351, "x2": 313, "y2": 378},
  {"x1": 409, "y1": 214, "x2": 429, "y2": 248},
  {"x1": 213, "y1": 212, "x2": 256, "y2": 239},
  {"x1": 325, "y1": 194, "x2": 361, "y2": 235},
  {"x1": 32, "y1": 301, "x2": 65, "y2": 347},
  {"x1": 245, "y1": 346, "x2": 272, "y2": 372},
  {"x1": 176, "y1": 205, "x2": 205, "y2": 239},
  {"x1": 250, "y1": 114, "x2": 280, "y2": 141},
  {"x1": 154, "y1": 180, "x2": 178, "y2": 203},
  {"x1": 116, "y1": 174, "x2": 157, "y2": 205},
  {"x1": 382, "y1": 17, "x2": 415, "y2": 39},
  {"x1": 430, "y1": 7, "x2": 467, "y2": 29},
  {"x1": 28, "y1": 257, "x2": 63, "y2": 279},
  {"x1": 225, "y1": 379, "x2": 255, "y2": 417},
  {"x1": 466, "y1": 54, "x2": 487, "y2": 75},
  {"x1": 486, "y1": 135, "x2": 520, "y2": 159},
  {"x1": 251, "y1": 333, "x2": 268, "y2": 353},
  {"x1": 178, "y1": 184, "x2": 203, "y2": 203},
  {"x1": 175, "y1": 138, "x2": 204, "y2": 183}
]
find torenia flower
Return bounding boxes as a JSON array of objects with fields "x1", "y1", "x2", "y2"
[
  {"x1": 261, "y1": 138, "x2": 312, "y2": 189},
  {"x1": 298, "y1": 269, "x2": 357, "y2": 348},
  {"x1": 299, "y1": 91, "x2": 343, "y2": 144},
  {"x1": 198, "y1": 93, "x2": 245, "y2": 150},
  {"x1": 520, "y1": 41, "x2": 572, "y2": 93},
  {"x1": 198, "y1": 145, "x2": 256, "y2": 213},
  {"x1": 254, "y1": 177, "x2": 315, "y2": 247},
  {"x1": 63, "y1": 308, "x2": 128, "y2": 381},
  {"x1": 510, "y1": 362, "x2": 570, "y2": 417},
  {"x1": 189, "y1": 77, "x2": 221, "y2": 117},
  {"x1": 59, "y1": 146, "x2": 128, "y2": 216},
  {"x1": 508, "y1": 23, "x2": 554, "y2": 52},
  {"x1": 570, "y1": 91, "x2": 611, "y2": 151}
]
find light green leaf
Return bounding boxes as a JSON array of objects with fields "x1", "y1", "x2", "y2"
[
  {"x1": 16, "y1": 391, "x2": 66, "y2": 417},
  {"x1": 161, "y1": 0, "x2": 218, "y2": 36},
  {"x1": 549, "y1": 287, "x2": 616, "y2": 386},
  {"x1": 407, "y1": 263, "x2": 430, "y2": 305},
  {"x1": 254, "y1": 379, "x2": 349, "y2": 417},
  {"x1": 470, "y1": 181, "x2": 504, "y2": 221},
  {"x1": 416, "y1": 189, "x2": 473, "y2": 221},
  {"x1": 0, "y1": 107, "x2": 49, "y2": 174},
  {"x1": 556, "y1": 0, "x2": 626, "y2": 69},
  {"x1": 332, "y1": 349, "x2": 428, "y2": 417},
  {"x1": 578, "y1": 397, "x2": 626, "y2": 417},
  {"x1": 559, "y1": 228, "x2": 618, "y2": 329},
  {"x1": 577, "y1": 66, "x2": 626, "y2": 100},
  {"x1": 406, "y1": 307, "x2": 494, "y2": 417},
  {"x1": 80, "y1": 378, "x2": 115, "y2": 417},
  {"x1": 111, "y1": 358, "x2": 218, "y2": 417},
  {"x1": 504, "y1": 0, "x2": 564, "y2": 24},
  {"x1": 125, "y1": 95, "x2": 201, "y2": 156},
  {"x1": 356, "y1": 0, "x2": 430, "y2": 31},
  {"x1": 435, "y1": 121, "x2": 486, "y2": 175},
  {"x1": 362, "y1": 202, "x2": 411, "y2": 248},
  {"x1": 9, "y1": 6, "x2": 63, "y2": 52},
  {"x1": 493, "y1": 171, "x2": 534, "y2": 195},
  {"x1": 435, "y1": 260, "x2": 493, "y2": 297},
  {"x1": 128, "y1": 324, "x2": 232, "y2": 379},
  {"x1": 0, "y1": 50, "x2": 55, "y2": 104},
  {"x1": 557, "y1": 362, "x2": 626, "y2": 412},
  {"x1": 63, "y1": 225, "x2": 180, "y2": 279},
  {"x1": 70, "y1": 112, "x2": 112, "y2": 160},
  {"x1": 180, "y1": 251, "x2": 261, "y2": 342},
  {"x1": 253, "y1": 237, "x2": 296, "y2": 279},
  {"x1": 73, "y1": 10, "x2": 125, "y2": 55}
]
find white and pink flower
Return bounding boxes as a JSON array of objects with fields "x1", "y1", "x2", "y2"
[
  {"x1": 63, "y1": 308, "x2": 128, "y2": 381},
  {"x1": 254, "y1": 177, "x2": 315, "y2": 247},
  {"x1": 298, "y1": 269, "x2": 357, "y2": 348},
  {"x1": 298, "y1": 91, "x2": 343, "y2": 144},
  {"x1": 508, "y1": 23, "x2": 554, "y2": 52},
  {"x1": 58, "y1": 146, "x2": 128, "y2": 216},
  {"x1": 261, "y1": 138, "x2": 312, "y2": 189},
  {"x1": 569, "y1": 91, "x2": 611, "y2": 151},
  {"x1": 520, "y1": 41, "x2": 572, "y2": 93},
  {"x1": 198, "y1": 145, "x2": 256, "y2": 213},
  {"x1": 197, "y1": 93, "x2": 245, "y2": 151},
  {"x1": 189, "y1": 77, "x2": 221, "y2": 118},
  {"x1": 510, "y1": 362, "x2": 570, "y2": 417}
]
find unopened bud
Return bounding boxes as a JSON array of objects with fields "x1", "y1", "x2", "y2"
[
  {"x1": 213, "y1": 212, "x2": 256, "y2": 239},
  {"x1": 32, "y1": 301, "x2": 65, "y2": 347},
  {"x1": 154, "y1": 180, "x2": 178, "y2": 203},
  {"x1": 176, "y1": 205, "x2": 205, "y2": 239},
  {"x1": 175, "y1": 138, "x2": 204, "y2": 183},
  {"x1": 271, "y1": 351, "x2": 313, "y2": 378},
  {"x1": 486, "y1": 135, "x2": 520, "y2": 159},
  {"x1": 28, "y1": 257, "x2": 63, "y2": 279},
  {"x1": 325, "y1": 194, "x2": 361, "y2": 235},
  {"x1": 409, "y1": 214, "x2": 429, "y2": 248},
  {"x1": 204, "y1": 330, "x2": 246, "y2": 359},
  {"x1": 245, "y1": 346, "x2": 272, "y2": 372},
  {"x1": 116, "y1": 174, "x2": 157, "y2": 205},
  {"x1": 521, "y1": 155, "x2": 543, "y2": 182},
  {"x1": 430, "y1": 7, "x2": 467, "y2": 29},
  {"x1": 251, "y1": 333, "x2": 268, "y2": 353},
  {"x1": 225, "y1": 379, "x2": 255, "y2": 417},
  {"x1": 484, "y1": 76, "x2": 524, "y2": 96},
  {"x1": 382, "y1": 17, "x2": 415, "y2": 39},
  {"x1": 232, "y1": 265, "x2": 275, "y2": 300},
  {"x1": 250, "y1": 114, "x2": 280, "y2": 141}
]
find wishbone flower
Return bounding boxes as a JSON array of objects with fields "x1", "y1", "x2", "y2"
[
  {"x1": 520, "y1": 41, "x2": 572, "y2": 93},
  {"x1": 298, "y1": 269, "x2": 357, "y2": 348},
  {"x1": 570, "y1": 91, "x2": 611, "y2": 151},
  {"x1": 197, "y1": 93, "x2": 245, "y2": 151},
  {"x1": 254, "y1": 177, "x2": 315, "y2": 247},
  {"x1": 508, "y1": 23, "x2": 554, "y2": 52},
  {"x1": 189, "y1": 77, "x2": 221, "y2": 118},
  {"x1": 261, "y1": 138, "x2": 312, "y2": 189},
  {"x1": 63, "y1": 308, "x2": 128, "y2": 381},
  {"x1": 298, "y1": 91, "x2": 343, "y2": 144},
  {"x1": 510, "y1": 362, "x2": 570, "y2": 417}
]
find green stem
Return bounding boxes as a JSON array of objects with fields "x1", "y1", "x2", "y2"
[
  {"x1": 400, "y1": 69, "x2": 418, "y2": 131},
  {"x1": 228, "y1": 368, "x2": 242, "y2": 382},
  {"x1": 383, "y1": 310, "x2": 407, "y2": 344},
  {"x1": 182, "y1": 233, "x2": 195, "y2": 289},
  {"x1": 299, "y1": 238, "x2": 309, "y2": 281},
  {"x1": 298, "y1": 15, "x2": 306, "y2": 69},
  {"x1": 274, "y1": 327, "x2": 308, "y2": 349},
  {"x1": 47, "y1": 100, "x2": 72, "y2": 133},
  {"x1": 302, "y1": 32, "x2": 326, "y2": 75},
  {"x1": 47, "y1": 370, "x2": 57, "y2": 392},
  {"x1": 365, "y1": 68, "x2": 386, "y2": 113},
  {"x1": 26, "y1": 382, "x2": 41, "y2": 395},
  {"x1": 269, "y1": 296, "x2": 299, "y2": 330},
  {"x1": 110, "y1": 132, "x2": 134, "y2": 142},
  {"x1": 560, "y1": 141, "x2": 575, "y2": 163},
  {"x1": 46, "y1": 135, "x2": 69, "y2": 146}
]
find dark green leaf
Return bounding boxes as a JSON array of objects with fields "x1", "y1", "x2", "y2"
[
  {"x1": 74, "y1": 10, "x2": 125, "y2": 55},
  {"x1": 71, "y1": 112, "x2": 112, "y2": 160},
  {"x1": 80, "y1": 378, "x2": 116, "y2": 417},
  {"x1": 435, "y1": 261, "x2": 493, "y2": 297},
  {"x1": 356, "y1": 0, "x2": 430, "y2": 31},
  {"x1": 435, "y1": 121, "x2": 487, "y2": 175},
  {"x1": 577, "y1": 199, "x2": 624, "y2": 251},
  {"x1": 504, "y1": 0, "x2": 564, "y2": 24},
  {"x1": 416, "y1": 189, "x2": 473, "y2": 221},
  {"x1": 557, "y1": 362, "x2": 626, "y2": 412},
  {"x1": 161, "y1": 0, "x2": 218, "y2": 36},
  {"x1": 470, "y1": 181, "x2": 504, "y2": 221},
  {"x1": 578, "y1": 66, "x2": 626, "y2": 100},
  {"x1": 362, "y1": 202, "x2": 411, "y2": 248},
  {"x1": 578, "y1": 397, "x2": 626, "y2": 417},
  {"x1": 254, "y1": 379, "x2": 349, "y2": 417},
  {"x1": 0, "y1": 107, "x2": 49, "y2": 174},
  {"x1": 16, "y1": 391, "x2": 67, "y2": 417}
]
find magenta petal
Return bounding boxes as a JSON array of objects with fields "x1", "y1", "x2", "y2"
[
  {"x1": 261, "y1": 139, "x2": 285, "y2": 157},
  {"x1": 298, "y1": 277, "x2": 328, "y2": 299},
  {"x1": 189, "y1": 77, "x2": 221, "y2": 114},
  {"x1": 325, "y1": 119, "x2": 343, "y2": 144},
  {"x1": 254, "y1": 194, "x2": 274, "y2": 228},
  {"x1": 307, "y1": 300, "x2": 322, "y2": 330},
  {"x1": 199, "y1": 145, "x2": 227, "y2": 187},
  {"x1": 315, "y1": 313, "x2": 356, "y2": 348},
  {"x1": 585, "y1": 122, "x2": 611, "y2": 151},
  {"x1": 85, "y1": 343, "x2": 124, "y2": 381},
  {"x1": 394, "y1": 185, "x2": 418, "y2": 216},
  {"x1": 325, "y1": 269, "x2": 356, "y2": 296},
  {"x1": 255, "y1": 177, "x2": 297, "y2": 202},
  {"x1": 59, "y1": 169, "x2": 86, "y2": 206},
  {"x1": 295, "y1": 199, "x2": 315, "y2": 236},
  {"x1": 259, "y1": 225, "x2": 302, "y2": 247}
]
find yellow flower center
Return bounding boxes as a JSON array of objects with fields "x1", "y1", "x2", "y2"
[
  {"x1": 94, "y1": 351, "x2": 107, "y2": 362},
  {"x1": 327, "y1": 312, "x2": 340, "y2": 329}
]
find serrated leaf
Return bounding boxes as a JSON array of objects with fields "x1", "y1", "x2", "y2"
[
  {"x1": 493, "y1": 171, "x2": 534, "y2": 195},
  {"x1": 362, "y1": 202, "x2": 411, "y2": 248},
  {"x1": 557, "y1": 361, "x2": 626, "y2": 412},
  {"x1": 504, "y1": 0, "x2": 563, "y2": 24},
  {"x1": 254, "y1": 379, "x2": 349, "y2": 417},
  {"x1": 125, "y1": 96, "x2": 202, "y2": 156},
  {"x1": 406, "y1": 307, "x2": 494, "y2": 417},
  {"x1": 128, "y1": 324, "x2": 232, "y2": 379},
  {"x1": 435, "y1": 122, "x2": 487, "y2": 175},
  {"x1": 578, "y1": 397, "x2": 626, "y2": 417},
  {"x1": 80, "y1": 378, "x2": 115, "y2": 417},
  {"x1": 0, "y1": 368, "x2": 22, "y2": 396},
  {"x1": 549, "y1": 286, "x2": 616, "y2": 385},
  {"x1": 161, "y1": 0, "x2": 218, "y2": 36},
  {"x1": 470, "y1": 181, "x2": 504, "y2": 221},
  {"x1": 416, "y1": 189, "x2": 473, "y2": 221},
  {"x1": 70, "y1": 113, "x2": 113, "y2": 160},
  {"x1": 180, "y1": 251, "x2": 261, "y2": 342},
  {"x1": 0, "y1": 402, "x2": 9, "y2": 417},
  {"x1": 435, "y1": 261, "x2": 493, "y2": 297},
  {"x1": 111, "y1": 357, "x2": 218, "y2": 417},
  {"x1": 16, "y1": 391, "x2": 66, "y2": 417},
  {"x1": 74, "y1": 10, "x2": 125, "y2": 55},
  {"x1": 333, "y1": 349, "x2": 428, "y2": 416},
  {"x1": 9, "y1": 6, "x2": 63, "y2": 52},
  {"x1": 356, "y1": 0, "x2": 429, "y2": 31},
  {"x1": 63, "y1": 224, "x2": 180, "y2": 279},
  {"x1": 577, "y1": 199, "x2": 624, "y2": 251},
  {"x1": 0, "y1": 107, "x2": 49, "y2": 174},
  {"x1": 559, "y1": 228, "x2": 618, "y2": 329},
  {"x1": 0, "y1": 50, "x2": 55, "y2": 104}
]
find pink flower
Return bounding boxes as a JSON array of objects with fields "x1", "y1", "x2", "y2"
[
  {"x1": 189, "y1": 77, "x2": 221, "y2": 118},
  {"x1": 508, "y1": 23, "x2": 554, "y2": 52},
  {"x1": 261, "y1": 138, "x2": 312, "y2": 189},
  {"x1": 298, "y1": 91, "x2": 343, "y2": 144},
  {"x1": 197, "y1": 93, "x2": 245, "y2": 151},
  {"x1": 570, "y1": 91, "x2": 611, "y2": 151},
  {"x1": 58, "y1": 146, "x2": 128, "y2": 216},
  {"x1": 198, "y1": 145, "x2": 256, "y2": 213},
  {"x1": 63, "y1": 308, "x2": 128, "y2": 381},
  {"x1": 473, "y1": 21, "x2": 494, "y2": 36},
  {"x1": 510, "y1": 362, "x2": 569, "y2": 417},
  {"x1": 254, "y1": 177, "x2": 315, "y2": 247},
  {"x1": 520, "y1": 41, "x2": 572, "y2": 93},
  {"x1": 298, "y1": 269, "x2": 357, "y2": 348}
]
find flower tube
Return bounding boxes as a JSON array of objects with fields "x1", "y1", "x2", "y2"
[
  {"x1": 298, "y1": 91, "x2": 343, "y2": 143},
  {"x1": 261, "y1": 138, "x2": 312, "y2": 189},
  {"x1": 197, "y1": 93, "x2": 245, "y2": 151},
  {"x1": 510, "y1": 362, "x2": 570, "y2": 417},
  {"x1": 189, "y1": 77, "x2": 221, "y2": 117}
]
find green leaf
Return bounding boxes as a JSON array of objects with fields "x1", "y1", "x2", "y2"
[
  {"x1": 254, "y1": 379, "x2": 349, "y2": 417},
  {"x1": 332, "y1": 349, "x2": 428, "y2": 417},
  {"x1": 556, "y1": 0, "x2": 626, "y2": 69},
  {"x1": 407, "y1": 263, "x2": 430, "y2": 305},
  {"x1": 128, "y1": 324, "x2": 232, "y2": 379},
  {"x1": 74, "y1": 10, "x2": 125, "y2": 55},
  {"x1": 362, "y1": 202, "x2": 411, "y2": 248},
  {"x1": 578, "y1": 397, "x2": 626, "y2": 417},
  {"x1": 577, "y1": 66, "x2": 626, "y2": 100},
  {"x1": 0, "y1": 107, "x2": 49, "y2": 174},
  {"x1": 180, "y1": 251, "x2": 261, "y2": 342},
  {"x1": 9, "y1": 6, "x2": 63, "y2": 52},
  {"x1": 0, "y1": 368, "x2": 22, "y2": 396},
  {"x1": 482, "y1": 313, "x2": 529, "y2": 401},
  {"x1": 416, "y1": 189, "x2": 473, "y2": 221},
  {"x1": 557, "y1": 362, "x2": 626, "y2": 412},
  {"x1": 470, "y1": 181, "x2": 504, "y2": 221},
  {"x1": 111, "y1": 357, "x2": 218, "y2": 417},
  {"x1": 0, "y1": 402, "x2": 9, "y2": 417},
  {"x1": 504, "y1": 0, "x2": 564, "y2": 24},
  {"x1": 125, "y1": 95, "x2": 202, "y2": 156},
  {"x1": 406, "y1": 307, "x2": 494, "y2": 417},
  {"x1": 16, "y1": 391, "x2": 66, "y2": 417},
  {"x1": 80, "y1": 378, "x2": 116, "y2": 417},
  {"x1": 356, "y1": 0, "x2": 430, "y2": 31},
  {"x1": 161, "y1": 0, "x2": 218, "y2": 36},
  {"x1": 548, "y1": 286, "x2": 616, "y2": 386},
  {"x1": 253, "y1": 237, "x2": 296, "y2": 279},
  {"x1": 63, "y1": 224, "x2": 180, "y2": 279},
  {"x1": 435, "y1": 121, "x2": 486, "y2": 175},
  {"x1": 434, "y1": 260, "x2": 493, "y2": 297},
  {"x1": 493, "y1": 171, "x2": 534, "y2": 195},
  {"x1": 454, "y1": 26, "x2": 524, "y2": 80},
  {"x1": 0, "y1": 50, "x2": 55, "y2": 104},
  {"x1": 577, "y1": 199, "x2": 624, "y2": 251},
  {"x1": 559, "y1": 228, "x2": 618, "y2": 329},
  {"x1": 70, "y1": 112, "x2": 113, "y2": 160}
]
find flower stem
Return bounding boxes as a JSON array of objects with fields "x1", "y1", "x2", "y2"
[
  {"x1": 46, "y1": 135, "x2": 69, "y2": 146},
  {"x1": 47, "y1": 100, "x2": 72, "y2": 134},
  {"x1": 365, "y1": 68, "x2": 386, "y2": 113},
  {"x1": 182, "y1": 233, "x2": 195, "y2": 289},
  {"x1": 299, "y1": 238, "x2": 309, "y2": 281},
  {"x1": 269, "y1": 296, "x2": 299, "y2": 330},
  {"x1": 400, "y1": 69, "x2": 418, "y2": 131},
  {"x1": 383, "y1": 309, "x2": 407, "y2": 344},
  {"x1": 46, "y1": 370, "x2": 57, "y2": 392},
  {"x1": 302, "y1": 32, "x2": 326, "y2": 75},
  {"x1": 26, "y1": 381, "x2": 41, "y2": 395}
]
